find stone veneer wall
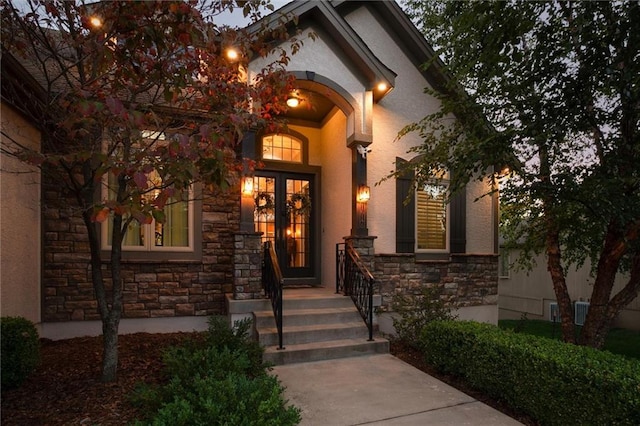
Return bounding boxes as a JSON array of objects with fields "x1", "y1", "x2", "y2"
[
  {"x1": 42, "y1": 180, "x2": 240, "y2": 322},
  {"x1": 374, "y1": 253, "x2": 498, "y2": 311}
]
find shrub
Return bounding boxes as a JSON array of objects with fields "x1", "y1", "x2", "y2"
[
  {"x1": 391, "y1": 286, "x2": 456, "y2": 346},
  {"x1": 130, "y1": 317, "x2": 300, "y2": 425},
  {"x1": 137, "y1": 373, "x2": 301, "y2": 426},
  {"x1": 421, "y1": 320, "x2": 640, "y2": 425},
  {"x1": 1, "y1": 316, "x2": 40, "y2": 390}
]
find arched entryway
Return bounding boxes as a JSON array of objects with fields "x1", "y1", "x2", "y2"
[{"x1": 240, "y1": 72, "x2": 371, "y2": 286}]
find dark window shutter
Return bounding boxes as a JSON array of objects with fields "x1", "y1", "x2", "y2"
[
  {"x1": 449, "y1": 184, "x2": 466, "y2": 253},
  {"x1": 396, "y1": 158, "x2": 415, "y2": 253}
]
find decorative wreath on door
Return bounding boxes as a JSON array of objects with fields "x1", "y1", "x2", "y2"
[
  {"x1": 287, "y1": 191, "x2": 311, "y2": 217},
  {"x1": 254, "y1": 192, "x2": 275, "y2": 215}
]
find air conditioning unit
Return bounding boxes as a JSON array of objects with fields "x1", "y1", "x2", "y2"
[
  {"x1": 549, "y1": 302, "x2": 560, "y2": 323},
  {"x1": 574, "y1": 301, "x2": 590, "y2": 326}
]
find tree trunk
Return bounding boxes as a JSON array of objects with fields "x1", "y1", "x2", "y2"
[
  {"x1": 545, "y1": 226, "x2": 575, "y2": 344},
  {"x1": 101, "y1": 314, "x2": 120, "y2": 382},
  {"x1": 579, "y1": 249, "x2": 640, "y2": 348}
]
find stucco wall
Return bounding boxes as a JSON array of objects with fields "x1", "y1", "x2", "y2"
[
  {"x1": 499, "y1": 249, "x2": 640, "y2": 330},
  {"x1": 290, "y1": 117, "x2": 352, "y2": 285},
  {"x1": 249, "y1": 22, "x2": 366, "y2": 127},
  {"x1": 344, "y1": 6, "x2": 495, "y2": 255},
  {"x1": 1, "y1": 102, "x2": 42, "y2": 324}
]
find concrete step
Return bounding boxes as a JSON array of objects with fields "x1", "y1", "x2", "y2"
[
  {"x1": 255, "y1": 287, "x2": 389, "y2": 365},
  {"x1": 282, "y1": 294, "x2": 355, "y2": 310},
  {"x1": 254, "y1": 307, "x2": 362, "y2": 328},
  {"x1": 263, "y1": 337, "x2": 390, "y2": 365},
  {"x1": 257, "y1": 321, "x2": 368, "y2": 346}
]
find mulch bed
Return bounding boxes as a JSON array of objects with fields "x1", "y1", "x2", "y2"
[{"x1": 1, "y1": 333, "x2": 537, "y2": 425}]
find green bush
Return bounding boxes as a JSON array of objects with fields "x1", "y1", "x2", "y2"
[
  {"x1": 137, "y1": 373, "x2": 301, "y2": 426},
  {"x1": 421, "y1": 320, "x2": 640, "y2": 426},
  {"x1": 130, "y1": 316, "x2": 300, "y2": 425},
  {"x1": 1, "y1": 316, "x2": 40, "y2": 390},
  {"x1": 391, "y1": 286, "x2": 456, "y2": 347}
]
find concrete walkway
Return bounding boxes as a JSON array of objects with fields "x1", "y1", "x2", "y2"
[{"x1": 271, "y1": 354, "x2": 523, "y2": 426}]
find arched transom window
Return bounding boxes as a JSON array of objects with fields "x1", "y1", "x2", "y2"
[{"x1": 262, "y1": 134, "x2": 303, "y2": 163}]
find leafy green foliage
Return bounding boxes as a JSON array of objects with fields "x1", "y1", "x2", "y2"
[
  {"x1": 130, "y1": 317, "x2": 300, "y2": 425},
  {"x1": 391, "y1": 286, "x2": 457, "y2": 347},
  {"x1": 1, "y1": 317, "x2": 40, "y2": 390},
  {"x1": 421, "y1": 320, "x2": 640, "y2": 425},
  {"x1": 401, "y1": 0, "x2": 640, "y2": 347}
]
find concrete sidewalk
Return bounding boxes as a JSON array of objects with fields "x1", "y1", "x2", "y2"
[{"x1": 271, "y1": 354, "x2": 523, "y2": 426}]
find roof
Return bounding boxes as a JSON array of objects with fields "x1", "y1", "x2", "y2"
[{"x1": 248, "y1": 0, "x2": 450, "y2": 100}]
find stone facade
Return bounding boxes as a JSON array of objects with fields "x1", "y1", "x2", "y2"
[
  {"x1": 233, "y1": 232, "x2": 264, "y2": 300},
  {"x1": 374, "y1": 253, "x2": 499, "y2": 311},
  {"x1": 41, "y1": 179, "x2": 240, "y2": 322}
]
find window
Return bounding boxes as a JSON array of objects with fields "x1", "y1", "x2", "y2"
[
  {"x1": 262, "y1": 134, "x2": 302, "y2": 163},
  {"x1": 416, "y1": 175, "x2": 448, "y2": 251},
  {"x1": 499, "y1": 248, "x2": 510, "y2": 278},
  {"x1": 396, "y1": 157, "x2": 466, "y2": 255},
  {"x1": 101, "y1": 132, "x2": 193, "y2": 253}
]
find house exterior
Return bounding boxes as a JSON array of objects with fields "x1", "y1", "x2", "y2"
[
  {"x1": 0, "y1": 0, "x2": 499, "y2": 339},
  {"x1": 499, "y1": 249, "x2": 640, "y2": 331}
]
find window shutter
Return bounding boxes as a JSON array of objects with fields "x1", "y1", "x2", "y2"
[
  {"x1": 395, "y1": 158, "x2": 415, "y2": 253},
  {"x1": 449, "y1": 184, "x2": 466, "y2": 253}
]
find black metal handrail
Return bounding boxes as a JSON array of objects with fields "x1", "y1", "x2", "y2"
[
  {"x1": 336, "y1": 242, "x2": 375, "y2": 341},
  {"x1": 262, "y1": 241, "x2": 284, "y2": 350}
]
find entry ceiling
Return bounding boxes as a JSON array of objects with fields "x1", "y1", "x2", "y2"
[{"x1": 284, "y1": 89, "x2": 336, "y2": 124}]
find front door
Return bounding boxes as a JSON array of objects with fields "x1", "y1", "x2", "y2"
[{"x1": 253, "y1": 172, "x2": 315, "y2": 280}]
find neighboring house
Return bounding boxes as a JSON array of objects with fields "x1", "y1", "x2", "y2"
[
  {"x1": 0, "y1": 0, "x2": 499, "y2": 340},
  {"x1": 499, "y1": 248, "x2": 640, "y2": 331}
]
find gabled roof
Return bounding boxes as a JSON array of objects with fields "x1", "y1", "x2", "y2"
[
  {"x1": 249, "y1": 0, "x2": 451, "y2": 100},
  {"x1": 248, "y1": 0, "x2": 396, "y2": 101}
]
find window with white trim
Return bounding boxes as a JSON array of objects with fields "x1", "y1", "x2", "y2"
[{"x1": 101, "y1": 132, "x2": 194, "y2": 252}]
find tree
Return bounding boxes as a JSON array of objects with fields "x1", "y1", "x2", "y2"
[
  {"x1": 400, "y1": 1, "x2": 639, "y2": 348},
  {"x1": 1, "y1": 0, "x2": 300, "y2": 382}
]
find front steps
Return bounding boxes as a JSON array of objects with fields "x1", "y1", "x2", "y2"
[{"x1": 254, "y1": 288, "x2": 389, "y2": 365}]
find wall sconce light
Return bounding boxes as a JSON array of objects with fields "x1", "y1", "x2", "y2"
[
  {"x1": 242, "y1": 176, "x2": 254, "y2": 196},
  {"x1": 357, "y1": 185, "x2": 371, "y2": 203},
  {"x1": 286, "y1": 96, "x2": 300, "y2": 108}
]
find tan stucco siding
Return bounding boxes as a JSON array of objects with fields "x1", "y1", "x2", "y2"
[
  {"x1": 317, "y1": 112, "x2": 350, "y2": 283},
  {"x1": 248, "y1": 23, "x2": 366, "y2": 120},
  {"x1": 345, "y1": 6, "x2": 495, "y2": 255},
  {"x1": 499, "y1": 250, "x2": 639, "y2": 330},
  {"x1": 1, "y1": 102, "x2": 41, "y2": 324},
  {"x1": 343, "y1": 7, "x2": 440, "y2": 253}
]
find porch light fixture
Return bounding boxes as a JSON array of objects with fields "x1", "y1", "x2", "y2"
[
  {"x1": 286, "y1": 96, "x2": 300, "y2": 108},
  {"x1": 376, "y1": 82, "x2": 388, "y2": 92},
  {"x1": 241, "y1": 176, "x2": 254, "y2": 196},
  {"x1": 89, "y1": 15, "x2": 103, "y2": 28},
  {"x1": 226, "y1": 48, "x2": 240, "y2": 61},
  {"x1": 357, "y1": 185, "x2": 371, "y2": 203}
]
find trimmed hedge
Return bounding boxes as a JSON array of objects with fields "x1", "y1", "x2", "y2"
[
  {"x1": 1, "y1": 316, "x2": 40, "y2": 390},
  {"x1": 420, "y1": 320, "x2": 640, "y2": 426}
]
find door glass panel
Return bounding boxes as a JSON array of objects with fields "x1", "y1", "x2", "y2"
[
  {"x1": 286, "y1": 178, "x2": 311, "y2": 268},
  {"x1": 253, "y1": 176, "x2": 276, "y2": 244}
]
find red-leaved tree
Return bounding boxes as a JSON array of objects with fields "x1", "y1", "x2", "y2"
[{"x1": 1, "y1": 0, "x2": 302, "y2": 382}]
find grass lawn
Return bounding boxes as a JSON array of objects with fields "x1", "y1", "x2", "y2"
[{"x1": 499, "y1": 319, "x2": 640, "y2": 360}]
